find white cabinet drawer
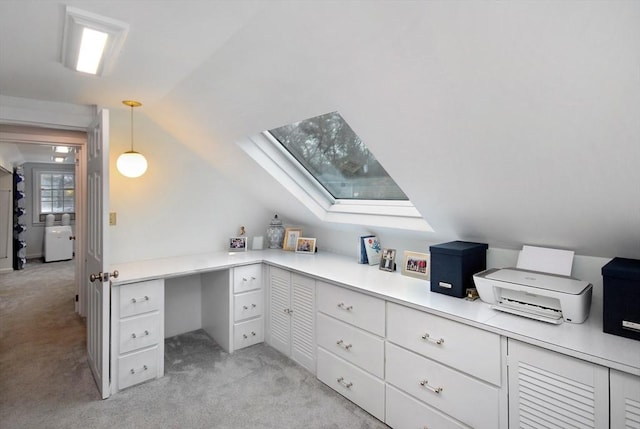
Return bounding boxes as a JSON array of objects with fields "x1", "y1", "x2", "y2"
[
  {"x1": 387, "y1": 302, "x2": 501, "y2": 386},
  {"x1": 119, "y1": 279, "x2": 162, "y2": 318},
  {"x1": 386, "y1": 384, "x2": 469, "y2": 429},
  {"x1": 117, "y1": 345, "x2": 159, "y2": 390},
  {"x1": 386, "y1": 342, "x2": 500, "y2": 429},
  {"x1": 233, "y1": 264, "x2": 262, "y2": 293},
  {"x1": 234, "y1": 289, "x2": 264, "y2": 322},
  {"x1": 119, "y1": 312, "x2": 161, "y2": 354},
  {"x1": 317, "y1": 347, "x2": 385, "y2": 421},
  {"x1": 234, "y1": 317, "x2": 264, "y2": 350},
  {"x1": 316, "y1": 282, "x2": 385, "y2": 336},
  {"x1": 316, "y1": 313, "x2": 384, "y2": 378}
]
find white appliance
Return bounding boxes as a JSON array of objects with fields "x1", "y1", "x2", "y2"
[
  {"x1": 473, "y1": 267, "x2": 592, "y2": 324},
  {"x1": 44, "y1": 214, "x2": 73, "y2": 262}
]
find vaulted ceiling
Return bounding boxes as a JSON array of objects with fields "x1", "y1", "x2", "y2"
[{"x1": 1, "y1": 1, "x2": 639, "y2": 258}]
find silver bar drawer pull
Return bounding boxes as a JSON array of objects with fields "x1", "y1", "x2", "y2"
[
  {"x1": 421, "y1": 333, "x2": 444, "y2": 345},
  {"x1": 243, "y1": 304, "x2": 257, "y2": 310},
  {"x1": 242, "y1": 331, "x2": 257, "y2": 339},
  {"x1": 336, "y1": 339, "x2": 353, "y2": 350},
  {"x1": 242, "y1": 276, "x2": 257, "y2": 282},
  {"x1": 131, "y1": 330, "x2": 149, "y2": 339},
  {"x1": 336, "y1": 377, "x2": 353, "y2": 389},
  {"x1": 131, "y1": 295, "x2": 149, "y2": 303},
  {"x1": 337, "y1": 302, "x2": 353, "y2": 311},
  {"x1": 419, "y1": 379, "x2": 443, "y2": 394},
  {"x1": 130, "y1": 364, "x2": 148, "y2": 374}
]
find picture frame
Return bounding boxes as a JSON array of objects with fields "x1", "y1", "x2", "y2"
[
  {"x1": 283, "y1": 227, "x2": 303, "y2": 251},
  {"x1": 401, "y1": 251, "x2": 430, "y2": 280},
  {"x1": 379, "y1": 248, "x2": 396, "y2": 272},
  {"x1": 228, "y1": 236, "x2": 248, "y2": 252},
  {"x1": 295, "y1": 237, "x2": 316, "y2": 254}
]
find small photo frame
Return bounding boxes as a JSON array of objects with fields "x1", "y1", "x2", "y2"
[
  {"x1": 401, "y1": 251, "x2": 430, "y2": 280},
  {"x1": 283, "y1": 227, "x2": 303, "y2": 251},
  {"x1": 229, "y1": 237, "x2": 248, "y2": 252},
  {"x1": 379, "y1": 248, "x2": 396, "y2": 272},
  {"x1": 295, "y1": 237, "x2": 316, "y2": 254}
]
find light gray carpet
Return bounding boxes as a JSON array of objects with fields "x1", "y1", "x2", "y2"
[{"x1": 0, "y1": 260, "x2": 388, "y2": 429}]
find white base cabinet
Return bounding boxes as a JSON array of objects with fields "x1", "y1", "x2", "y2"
[
  {"x1": 507, "y1": 339, "x2": 609, "y2": 429},
  {"x1": 110, "y1": 279, "x2": 165, "y2": 393},
  {"x1": 231, "y1": 264, "x2": 264, "y2": 351},
  {"x1": 266, "y1": 266, "x2": 316, "y2": 373}
]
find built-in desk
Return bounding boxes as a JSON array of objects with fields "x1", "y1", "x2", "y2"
[{"x1": 110, "y1": 250, "x2": 640, "y2": 427}]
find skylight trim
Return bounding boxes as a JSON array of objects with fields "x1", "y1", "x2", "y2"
[{"x1": 238, "y1": 133, "x2": 433, "y2": 232}]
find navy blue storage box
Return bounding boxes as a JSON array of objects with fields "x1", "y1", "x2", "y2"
[
  {"x1": 429, "y1": 241, "x2": 488, "y2": 298},
  {"x1": 601, "y1": 257, "x2": 640, "y2": 341}
]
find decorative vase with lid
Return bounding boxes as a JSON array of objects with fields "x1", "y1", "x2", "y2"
[{"x1": 266, "y1": 214, "x2": 285, "y2": 249}]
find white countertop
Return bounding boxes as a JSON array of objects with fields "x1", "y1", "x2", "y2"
[{"x1": 111, "y1": 249, "x2": 640, "y2": 376}]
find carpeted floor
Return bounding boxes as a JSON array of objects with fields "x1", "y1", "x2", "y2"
[{"x1": 0, "y1": 259, "x2": 388, "y2": 429}]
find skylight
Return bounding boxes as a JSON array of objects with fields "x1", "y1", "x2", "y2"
[
  {"x1": 76, "y1": 28, "x2": 108, "y2": 74},
  {"x1": 237, "y1": 112, "x2": 432, "y2": 231},
  {"x1": 269, "y1": 112, "x2": 408, "y2": 201}
]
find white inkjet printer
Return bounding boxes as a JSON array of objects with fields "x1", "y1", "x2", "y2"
[{"x1": 473, "y1": 245, "x2": 593, "y2": 324}]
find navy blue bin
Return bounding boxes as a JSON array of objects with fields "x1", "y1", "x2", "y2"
[
  {"x1": 602, "y1": 257, "x2": 640, "y2": 341},
  {"x1": 429, "y1": 241, "x2": 488, "y2": 298}
]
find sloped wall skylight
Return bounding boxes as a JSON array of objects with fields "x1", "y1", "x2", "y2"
[{"x1": 238, "y1": 112, "x2": 433, "y2": 232}]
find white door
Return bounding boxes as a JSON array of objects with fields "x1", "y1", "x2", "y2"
[{"x1": 86, "y1": 109, "x2": 111, "y2": 399}]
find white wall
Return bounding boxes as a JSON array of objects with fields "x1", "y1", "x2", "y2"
[{"x1": 108, "y1": 109, "x2": 274, "y2": 264}]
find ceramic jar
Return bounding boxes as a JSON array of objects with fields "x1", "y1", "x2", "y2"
[{"x1": 266, "y1": 214, "x2": 285, "y2": 249}]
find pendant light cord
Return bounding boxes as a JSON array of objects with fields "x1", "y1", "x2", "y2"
[{"x1": 130, "y1": 104, "x2": 134, "y2": 152}]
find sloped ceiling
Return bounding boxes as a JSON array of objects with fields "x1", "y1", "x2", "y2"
[{"x1": 1, "y1": 1, "x2": 638, "y2": 258}]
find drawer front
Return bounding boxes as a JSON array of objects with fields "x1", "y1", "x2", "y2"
[
  {"x1": 119, "y1": 312, "x2": 161, "y2": 354},
  {"x1": 234, "y1": 290, "x2": 264, "y2": 322},
  {"x1": 317, "y1": 347, "x2": 385, "y2": 421},
  {"x1": 316, "y1": 282, "x2": 385, "y2": 336},
  {"x1": 234, "y1": 317, "x2": 264, "y2": 350},
  {"x1": 234, "y1": 264, "x2": 262, "y2": 293},
  {"x1": 386, "y1": 384, "x2": 469, "y2": 429},
  {"x1": 387, "y1": 302, "x2": 501, "y2": 386},
  {"x1": 386, "y1": 342, "x2": 500, "y2": 429},
  {"x1": 316, "y1": 312, "x2": 384, "y2": 378},
  {"x1": 119, "y1": 279, "x2": 163, "y2": 318},
  {"x1": 117, "y1": 345, "x2": 159, "y2": 390}
]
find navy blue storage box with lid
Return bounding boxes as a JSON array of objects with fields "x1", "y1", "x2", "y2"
[
  {"x1": 429, "y1": 240, "x2": 488, "y2": 298},
  {"x1": 601, "y1": 257, "x2": 640, "y2": 341}
]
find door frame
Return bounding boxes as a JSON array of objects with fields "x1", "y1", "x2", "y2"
[{"x1": 0, "y1": 123, "x2": 90, "y2": 316}]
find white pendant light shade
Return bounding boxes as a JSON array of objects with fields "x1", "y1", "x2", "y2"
[
  {"x1": 117, "y1": 151, "x2": 147, "y2": 178},
  {"x1": 118, "y1": 100, "x2": 147, "y2": 178}
]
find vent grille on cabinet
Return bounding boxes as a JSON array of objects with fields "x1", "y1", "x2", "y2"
[{"x1": 516, "y1": 361, "x2": 596, "y2": 429}]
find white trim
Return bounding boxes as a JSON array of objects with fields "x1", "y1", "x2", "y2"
[{"x1": 238, "y1": 133, "x2": 433, "y2": 232}]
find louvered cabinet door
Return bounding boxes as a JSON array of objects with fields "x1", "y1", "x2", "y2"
[
  {"x1": 267, "y1": 267, "x2": 291, "y2": 356},
  {"x1": 508, "y1": 339, "x2": 609, "y2": 429},
  {"x1": 610, "y1": 369, "x2": 640, "y2": 429},
  {"x1": 291, "y1": 273, "x2": 316, "y2": 373}
]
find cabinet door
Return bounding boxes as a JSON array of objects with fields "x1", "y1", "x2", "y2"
[
  {"x1": 610, "y1": 369, "x2": 640, "y2": 429},
  {"x1": 268, "y1": 267, "x2": 291, "y2": 356},
  {"x1": 508, "y1": 340, "x2": 609, "y2": 429},
  {"x1": 291, "y1": 273, "x2": 316, "y2": 373}
]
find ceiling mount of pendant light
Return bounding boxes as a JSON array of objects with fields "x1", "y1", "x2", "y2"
[{"x1": 117, "y1": 100, "x2": 148, "y2": 178}]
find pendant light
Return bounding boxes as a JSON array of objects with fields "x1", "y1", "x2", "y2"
[{"x1": 117, "y1": 100, "x2": 148, "y2": 178}]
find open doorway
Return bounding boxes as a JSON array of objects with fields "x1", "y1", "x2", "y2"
[{"x1": 0, "y1": 125, "x2": 87, "y2": 316}]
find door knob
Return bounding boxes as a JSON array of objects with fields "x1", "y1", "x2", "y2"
[
  {"x1": 89, "y1": 270, "x2": 119, "y2": 282},
  {"x1": 69, "y1": 236, "x2": 76, "y2": 240}
]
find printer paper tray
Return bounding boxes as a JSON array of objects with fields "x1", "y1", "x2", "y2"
[{"x1": 492, "y1": 301, "x2": 563, "y2": 325}]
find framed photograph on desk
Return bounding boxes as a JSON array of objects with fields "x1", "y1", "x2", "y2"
[
  {"x1": 295, "y1": 237, "x2": 316, "y2": 254},
  {"x1": 229, "y1": 237, "x2": 247, "y2": 251},
  {"x1": 401, "y1": 251, "x2": 430, "y2": 279},
  {"x1": 283, "y1": 227, "x2": 303, "y2": 251}
]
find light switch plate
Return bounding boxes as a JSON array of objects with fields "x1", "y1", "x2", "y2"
[{"x1": 109, "y1": 212, "x2": 117, "y2": 225}]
